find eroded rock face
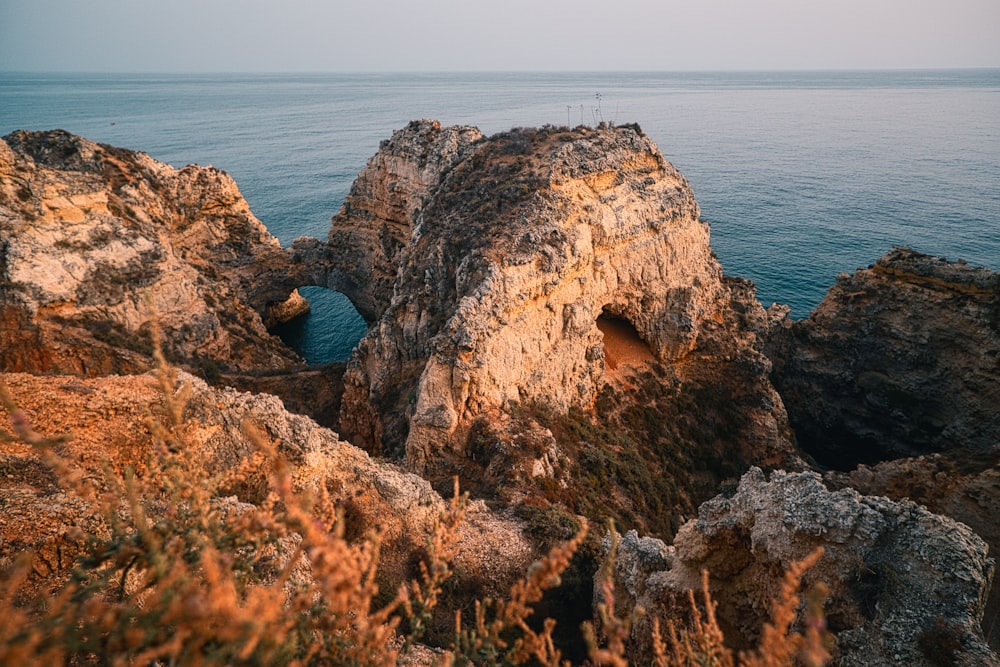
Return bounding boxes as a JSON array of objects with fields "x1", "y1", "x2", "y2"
[
  {"x1": 608, "y1": 468, "x2": 998, "y2": 667},
  {"x1": 0, "y1": 130, "x2": 304, "y2": 376},
  {"x1": 327, "y1": 120, "x2": 483, "y2": 323},
  {"x1": 826, "y1": 450, "x2": 1000, "y2": 650},
  {"x1": 0, "y1": 370, "x2": 534, "y2": 603},
  {"x1": 333, "y1": 122, "x2": 794, "y2": 486},
  {"x1": 767, "y1": 247, "x2": 1000, "y2": 469}
]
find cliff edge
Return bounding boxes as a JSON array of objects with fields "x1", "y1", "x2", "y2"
[{"x1": 768, "y1": 246, "x2": 1000, "y2": 469}]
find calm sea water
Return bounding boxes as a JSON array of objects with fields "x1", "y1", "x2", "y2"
[{"x1": 2, "y1": 71, "x2": 998, "y2": 363}]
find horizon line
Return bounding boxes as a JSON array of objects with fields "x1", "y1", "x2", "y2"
[{"x1": 2, "y1": 66, "x2": 999, "y2": 77}]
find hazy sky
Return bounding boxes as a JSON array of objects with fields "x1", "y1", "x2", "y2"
[{"x1": 2, "y1": 0, "x2": 998, "y2": 72}]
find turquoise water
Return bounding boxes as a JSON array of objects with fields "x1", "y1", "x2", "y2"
[{"x1": 3, "y1": 71, "x2": 998, "y2": 363}]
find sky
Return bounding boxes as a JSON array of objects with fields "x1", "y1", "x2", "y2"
[{"x1": 1, "y1": 0, "x2": 998, "y2": 72}]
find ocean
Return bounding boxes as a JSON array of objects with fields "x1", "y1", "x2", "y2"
[{"x1": 2, "y1": 70, "x2": 998, "y2": 363}]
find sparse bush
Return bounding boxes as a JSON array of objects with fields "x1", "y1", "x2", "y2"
[{"x1": 0, "y1": 330, "x2": 832, "y2": 665}]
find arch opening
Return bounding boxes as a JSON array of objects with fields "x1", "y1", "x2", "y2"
[
  {"x1": 596, "y1": 311, "x2": 655, "y2": 372},
  {"x1": 271, "y1": 286, "x2": 367, "y2": 364}
]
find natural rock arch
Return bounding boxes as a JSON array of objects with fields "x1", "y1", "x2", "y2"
[{"x1": 325, "y1": 121, "x2": 737, "y2": 472}]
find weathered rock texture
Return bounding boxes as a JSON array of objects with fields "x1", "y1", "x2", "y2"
[
  {"x1": 768, "y1": 246, "x2": 1000, "y2": 469},
  {"x1": 826, "y1": 449, "x2": 1000, "y2": 650},
  {"x1": 0, "y1": 370, "x2": 534, "y2": 603},
  {"x1": 609, "y1": 468, "x2": 998, "y2": 667},
  {"x1": 0, "y1": 129, "x2": 304, "y2": 376},
  {"x1": 331, "y1": 122, "x2": 800, "y2": 526},
  {"x1": 0, "y1": 126, "x2": 800, "y2": 537},
  {"x1": 3, "y1": 125, "x2": 999, "y2": 664},
  {"x1": 327, "y1": 120, "x2": 483, "y2": 323}
]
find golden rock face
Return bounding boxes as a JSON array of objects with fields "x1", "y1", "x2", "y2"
[
  {"x1": 329, "y1": 122, "x2": 776, "y2": 475},
  {"x1": 0, "y1": 129, "x2": 302, "y2": 375}
]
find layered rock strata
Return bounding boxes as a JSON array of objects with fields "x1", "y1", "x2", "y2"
[
  {"x1": 767, "y1": 246, "x2": 1000, "y2": 468},
  {"x1": 608, "y1": 468, "x2": 998, "y2": 666},
  {"x1": 0, "y1": 130, "x2": 305, "y2": 376}
]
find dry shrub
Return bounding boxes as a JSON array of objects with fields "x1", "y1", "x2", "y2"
[
  {"x1": 0, "y1": 334, "x2": 420, "y2": 666},
  {"x1": 643, "y1": 549, "x2": 833, "y2": 667},
  {"x1": 446, "y1": 526, "x2": 588, "y2": 666},
  {"x1": 0, "y1": 327, "x2": 833, "y2": 666}
]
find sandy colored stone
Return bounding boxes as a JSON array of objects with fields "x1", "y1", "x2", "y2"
[
  {"x1": 329, "y1": 122, "x2": 796, "y2": 482},
  {"x1": 0, "y1": 129, "x2": 303, "y2": 375}
]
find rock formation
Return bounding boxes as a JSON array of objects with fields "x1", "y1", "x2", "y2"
[
  {"x1": 764, "y1": 246, "x2": 1000, "y2": 653},
  {"x1": 0, "y1": 129, "x2": 305, "y2": 376},
  {"x1": 0, "y1": 126, "x2": 802, "y2": 536},
  {"x1": 333, "y1": 121, "x2": 716, "y2": 462},
  {"x1": 0, "y1": 370, "x2": 535, "y2": 603},
  {"x1": 608, "y1": 468, "x2": 998, "y2": 666},
  {"x1": 330, "y1": 121, "x2": 800, "y2": 532},
  {"x1": 826, "y1": 449, "x2": 1000, "y2": 650},
  {"x1": 326, "y1": 120, "x2": 483, "y2": 323},
  {"x1": 3, "y1": 125, "x2": 997, "y2": 663},
  {"x1": 767, "y1": 246, "x2": 1000, "y2": 468}
]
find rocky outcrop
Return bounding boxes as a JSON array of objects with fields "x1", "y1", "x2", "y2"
[
  {"x1": 0, "y1": 370, "x2": 535, "y2": 602},
  {"x1": 332, "y1": 122, "x2": 799, "y2": 507},
  {"x1": 327, "y1": 120, "x2": 483, "y2": 323},
  {"x1": 826, "y1": 449, "x2": 1000, "y2": 650},
  {"x1": 0, "y1": 126, "x2": 800, "y2": 534},
  {"x1": 608, "y1": 468, "x2": 998, "y2": 666},
  {"x1": 3, "y1": 125, "x2": 999, "y2": 664},
  {"x1": 767, "y1": 247, "x2": 1000, "y2": 469},
  {"x1": 0, "y1": 130, "x2": 306, "y2": 376}
]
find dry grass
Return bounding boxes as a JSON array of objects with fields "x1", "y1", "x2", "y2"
[
  {"x1": 647, "y1": 549, "x2": 833, "y2": 667},
  {"x1": 581, "y1": 531, "x2": 831, "y2": 667},
  {"x1": 0, "y1": 328, "x2": 833, "y2": 666}
]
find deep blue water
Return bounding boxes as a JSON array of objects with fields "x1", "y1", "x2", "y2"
[{"x1": 2, "y1": 70, "x2": 998, "y2": 363}]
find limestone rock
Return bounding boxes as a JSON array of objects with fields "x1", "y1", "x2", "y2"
[
  {"x1": 328, "y1": 119, "x2": 483, "y2": 323},
  {"x1": 767, "y1": 246, "x2": 1000, "y2": 468},
  {"x1": 263, "y1": 288, "x2": 310, "y2": 328},
  {"x1": 826, "y1": 449, "x2": 1000, "y2": 650},
  {"x1": 609, "y1": 468, "x2": 997, "y2": 666},
  {"x1": 331, "y1": 122, "x2": 798, "y2": 490},
  {"x1": 0, "y1": 370, "x2": 535, "y2": 601},
  {"x1": 1, "y1": 126, "x2": 800, "y2": 536},
  {"x1": 0, "y1": 129, "x2": 303, "y2": 376}
]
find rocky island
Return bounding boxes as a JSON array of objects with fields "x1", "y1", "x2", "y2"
[{"x1": 1, "y1": 123, "x2": 996, "y2": 665}]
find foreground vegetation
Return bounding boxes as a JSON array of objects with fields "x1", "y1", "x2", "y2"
[{"x1": 0, "y1": 337, "x2": 831, "y2": 665}]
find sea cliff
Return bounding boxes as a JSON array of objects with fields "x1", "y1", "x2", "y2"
[{"x1": 1, "y1": 125, "x2": 996, "y2": 665}]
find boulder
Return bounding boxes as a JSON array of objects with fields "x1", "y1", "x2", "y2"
[{"x1": 607, "y1": 468, "x2": 997, "y2": 666}]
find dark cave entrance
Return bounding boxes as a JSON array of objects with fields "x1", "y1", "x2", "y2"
[
  {"x1": 595, "y1": 311, "x2": 655, "y2": 371},
  {"x1": 271, "y1": 286, "x2": 367, "y2": 364}
]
